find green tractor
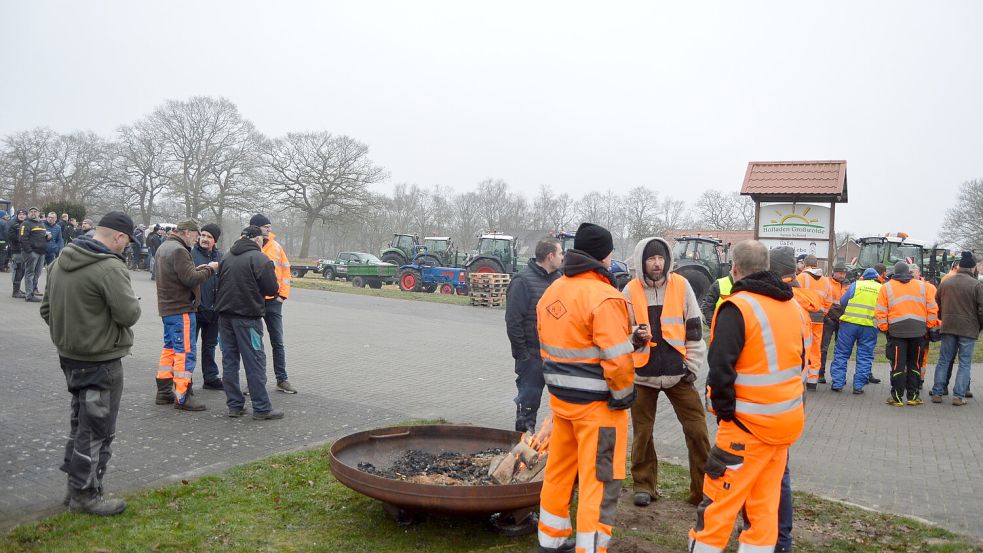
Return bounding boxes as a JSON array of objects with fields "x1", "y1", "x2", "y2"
[
  {"x1": 413, "y1": 236, "x2": 463, "y2": 268},
  {"x1": 379, "y1": 233, "x2": 423, "y2": 267},
  {"x1": 465, "y1": 233, "x2": 521, "y2": 274},
  {"x1": 670, "y1": 236, "x2": 732, "y2": 302},
  {"x1": 847, "y1": 233, "x2": 926, "y2": 283}
]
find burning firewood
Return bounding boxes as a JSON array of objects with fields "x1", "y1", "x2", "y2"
[{"x1": 488, "y1": 417, "x2": 553, "y2": 484}]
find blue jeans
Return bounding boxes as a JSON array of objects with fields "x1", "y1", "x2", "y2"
[
  {"x1": 220, "y1": 317, "x2": 272, "y2": 414},
  {"x1": 829, "y1": 322, "x2": 879, "y2": 390},
  {"x1": 263, "y1": 299, "x2": 287, "y2": 383},
  {"x1": 514, "y1": 356, "x2": 546, "y2": 432},
  {"x1": 931, "y1": 334, "x2": 975, "y2": 398},
  {"x1": 777, "y1": 452, "x2": 792, "y2": 551}
]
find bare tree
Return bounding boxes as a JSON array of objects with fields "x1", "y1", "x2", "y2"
[
  {"x1": 105, "y1": 121, "x2": 169, "y2": 225},
  {"x1": 692, "y1": 190, "x2": 754, "y2": 230},
  {"x1": 941, "y1": 178, "x2": 983, "y2": 251},
  {"x1": 623, "y1": 186, "x2": 660, "y2": 243},
  {"x1": 657, "y1": 196, "x2": 688, "y2": 235},
  {"x1": 205, "y1": 123, "x2": 266, "y2": 228},
  {"x1": 47, "y1": 131, "x2": 109, "y2": 204},
  {"x1": 265, "y1": 131, "x2": 386, "y2": 257},
  {"x1": 0, "y1": 127, "x2": 55, "y2": 208}
]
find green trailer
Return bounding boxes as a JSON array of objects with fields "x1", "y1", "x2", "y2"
[{"x1": 317, "y1": 252, "x2": 398, "y2": 288}]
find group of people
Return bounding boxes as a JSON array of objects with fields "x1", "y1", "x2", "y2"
[
  {"x1": 2, "y1": 208, "x2": 94, "y2": 302},
  {"x1": 36, "y1": 210, "x2": 296, "y2": 517},
  {"x1": 507, "y1": 222, "x2": 982, "y2": 553}
]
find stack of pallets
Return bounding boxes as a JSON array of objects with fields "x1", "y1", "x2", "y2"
[{"x1": 468, "y1": 273, "x2": 510, "y2": 307}]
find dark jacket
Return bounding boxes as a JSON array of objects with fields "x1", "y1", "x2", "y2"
[
  {"x1": 215, "y1": 238, "x2": 279, "y2": 318},
  {"x1": 19, "y1": 217, "x2": 48, "y2": 254},
  {"x1": 155, "y1": 235, "x2": 216, "y2": 316},
  {"x1": 191, "y1": 244, "x2": 224, "y2": 316},
  {"x1": 505, "y1": 258, "x2": 560, "y2": 360},
  {"x1": 61, "y1": 223, "x2": 76, "y2": 242},
  {"x1": 936, "y1": 268, "x2": 983, "y2": 339},
  {"x1": 6, "y1": 218, "x2": 22, "y2": 253},
  {"x1": 147, "y1": 232, "x2": 163, "y2": 256},
  {"x1": 706, "y1": 271, "x2": 800, "y2": 423},
  {"x1": 40, "y1": 236, "x2": 141, "y2": 362},
  {"x1": 43, "y1": 220, "x2": 63, "y2": 255}
]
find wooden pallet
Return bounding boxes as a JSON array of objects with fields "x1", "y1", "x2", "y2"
[
  {"x1": 469, "y1": 273, "x2": 511, "y2": 285},
  {"x1": 470, "y1": 298, "x2": 505, "y2": 307},
  {"x1": 471, "y1": 291, "x2": 506, "y2": 298}
]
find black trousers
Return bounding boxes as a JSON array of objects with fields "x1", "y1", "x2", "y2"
[
  {"x1": 195, "y1": 311, "x2": 221, "y2": 385},
  {"x1": 886, "y1": 335, "x2": 923, "y2": 401},
  {"x1": 819, "y1": 319, "x2": 838, "y2": 376},
  {"x1": 60, "y1": 358, "x2": 123, "y2": 494}
]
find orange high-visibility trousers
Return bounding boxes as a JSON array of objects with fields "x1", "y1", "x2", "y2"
[
  {"x1": 689, "y1": 420, "x2": 789, "y2": 552},
  {"x1": 157, "y1": 313, "x2": 197, "y2": 402},
  {"x1": 538, "y1": 396, "x2": 628, "y2": 553},
  {"x1": 806, "y1": 322, "x2": 823, "y2": 383}
]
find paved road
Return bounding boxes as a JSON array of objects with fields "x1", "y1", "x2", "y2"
[{"x1": 2, "y1": 272, "x2": 982, "y2": 539}]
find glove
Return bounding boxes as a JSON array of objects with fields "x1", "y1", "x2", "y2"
[
  {"x1": 929, "y1": 328, "x2": 942, "y2": 342},
  {"x1": 607, "y1": 387, "x2": 637, "y2": 411}
]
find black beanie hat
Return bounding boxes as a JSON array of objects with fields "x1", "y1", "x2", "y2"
[
  {"x1": 574, "y1": 222, "x2": 614, "y2": 261},
  {"x1": 769, "y1": 247, "x2": 797, "y2": 278},
  {"x1": 642, "y1": 239, "x2": 669, "y2": 262},
  {"x1": 201, "y1": 223, "x2": 222, "y2": 242},
  {"x1": 959, "y1": 251, "x2": 976, "y2": 269},
  {"x1": 249, "y1": 213, "x2": 271, "y2": 227}
]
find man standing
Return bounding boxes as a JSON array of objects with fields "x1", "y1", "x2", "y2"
[
  {"x1": 700, "y1": 272, "x2": 734, "y2": 324},
  {"x1": 0, "y1": 212, "x2": 8, "y2": 272},
  {"x1": 505, "y1": 237, "x2": 563, "y2": 432},
  {"x1": 909, "y1": 264, "x2": 938, "y2": 390},
  {"x1": 154, "y1": 219, "x2": 219, "y2": 411},
  {"x1": 796, "y1": 255, "x2": 832, "y2": 389},
  {"x1": 689, "y1": 241, "x2": 807, "y2": 553},
  {"x1": 40, "y1": 212, "x2": 141, "y2": 516},
  {"x1": 930, "y1": 252, "x2": 983, "y2": 406},
  {"x1": 191, "y1": 224, "x2": 224, "y2": 390},
  {"x1": 876, "y1": 262, "x2": 938, "y2": 406},
  {"x1": 44, "y1": 211, "x2": 64, "y2": 266},
  {"x1": 829, "y1": 268, "x2": 883, "y2": 393},
  {"x1": 819, "y1": 262, "x2": 850, "y2": 383},
  {"x1": 216, "y1": 226, "x2": 283, "y2": 420},
  {"x1": 79, "y1": 219, "x2": 95, "y2": 237},
  {"x1": 19, "y1": 207, "x2": 48, "y2": 302},
  {"x1": 249, "y1": 213, "x2": 296, "y2": 394},
  {"x1": 7, "y1": 209, "x2": 27, "y2": 297},
  {"x1": 147, "y1": 225, "x2": 164, "y2": 280},
  {"x1": 536, "y1": 223, "x2": 635, "y2": 553},
  {"x1": 624, "y1": 237, "x2": 708, "y2": 508}
]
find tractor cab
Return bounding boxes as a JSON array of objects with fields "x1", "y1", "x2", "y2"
[
  {"x1": 466, "y1": 233, "x2": 519, "y2": 274},
  {"x1": 380, "y1": 233, "x2": 422, "y2": 267},
  {"x1": 671, "y1": 236, "x2": 731, "y2": 302},
  {"x1": 415, "y1": 236, "x2": 461, "y2": 267},
  {"x1": 850, "y1": 233, "x2": 925, "y2": 281}
]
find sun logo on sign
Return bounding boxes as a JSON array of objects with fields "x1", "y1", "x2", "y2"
[{"x1": 770, "y1": 206, "x2": 819, "y2": 225}]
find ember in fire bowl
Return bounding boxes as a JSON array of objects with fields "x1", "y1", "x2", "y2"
[{"x1": 329, "y1": 424, "x2": 543, "y2": 516}]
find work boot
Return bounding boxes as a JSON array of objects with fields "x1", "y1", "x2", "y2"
[
  {"x1": 276, "y1": 380, "x2": 297, "y2": 394},
  {"x1": 12, "y1": 288, "x2": 25, "y2": 298},
  {"x1": 538, "y1": 537, "x2": 576, "y2": 553},
  {"x1": 68, "y1": 490, "x2": 126, "y2": 516},
  {"x1": 252, "y1": 409, "x2": 284, "y2": 420},
  {"x1": 931, "y1": 395, "x2": 943, "y2": 403},
  {"x1": 155, "y1": 378, "x2": 175, "y2": 405},
  {"x1": 868, "y1": 376, "x2": 881, "y2": 384},
  {"x1": 953, "y1": 397, "x2": 968, "y2": 406},
  {"x1": 25, "y1": 294, "x2": 41, "y2": 302},
  {"x1": 806, "y1": 383, "x2": 818, "y2": 391},
  {"x1": 202, "y1": 380, "x2": 224, "y2": 390},
  {"x1": 966, "y1": 391, "x2": 974, "y2": 399},
  {"x1": 818, "y1": 375, "x2": 827, "y2": 384},
  {"x1": 174, "y1": 395, "x2": 207, "y2": 411}
]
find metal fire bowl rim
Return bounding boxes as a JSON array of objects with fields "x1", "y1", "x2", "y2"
[{"x1": 329, "y1": 424, "x2": 543, "y2": 514}]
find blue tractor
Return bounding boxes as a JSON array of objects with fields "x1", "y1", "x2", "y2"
[
  {"x1": 556, "y1": 231, "x2": 632, "y2": 290},
  {"x1": 397, "y1": 264, "x2": 469, "y2": 295}
]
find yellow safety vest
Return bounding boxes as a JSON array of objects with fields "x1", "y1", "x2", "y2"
[
  {"x1": 840, "y1": 280, "x2": 882, "y2": 327},
  {"x1": 714, "y1": 276, "x2": 733, "y2": 310}
]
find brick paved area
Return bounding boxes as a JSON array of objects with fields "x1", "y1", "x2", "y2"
[{"x1": 2, "y1": 272, "x2": 981, "y2": 538}]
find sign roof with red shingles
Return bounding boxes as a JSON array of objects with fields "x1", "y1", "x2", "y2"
[{"x1": 740, "y1": 160, "x2": 847, "y2": 202}]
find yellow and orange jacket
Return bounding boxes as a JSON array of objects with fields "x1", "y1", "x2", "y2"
[
  {"x1": 261, "y1": 232, "x2": 291, "y2": 300},
  {"x1": 707, "y1": 271, "x2": 807, "y2": 445},
  {"x1": 537, "y1": 250, "x2": 635, "y2": 406},
  {"x1": 875, "y1": 276, "x2": 939, "y2": 338}
]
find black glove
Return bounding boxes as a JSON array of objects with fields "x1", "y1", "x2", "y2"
[
  {"x1": 607, "y1": 387, "x2": 637, "y2": 410},
  {"x1": 929, "y1": 328, "x2": 942, "y2": 342}
]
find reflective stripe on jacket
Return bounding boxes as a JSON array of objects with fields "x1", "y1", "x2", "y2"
[
  {"x1": 708, "y1": 290, "x2": 807, "y2": 445},
  {"x1": 261, "y1": 233, "x2": 291, "y2": 299},
  {"x1": 788, "y1": 277, "x2": 825, "y2": 324},
  {"x1": 627, "y1": 273, "x2": 687, "y2": 366},
  {"x1": 796, "y1": 270, "x2": 832, "y2": 313},
  {"x1": 875, "y1": 278, "x2": 938, "y2": 337},
  {"x1": 840, "y1": 280, "x2": 882, "y2": 326},
  {"x1": 714, "y1": 276, "x2": 733, "y2": 310},
  {"x1": 538, "y1": 270, "x2": 635, "y2": 404}
]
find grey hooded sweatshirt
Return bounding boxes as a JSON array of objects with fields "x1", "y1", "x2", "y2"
[{"x1": 622, "y1": 237, "x2": 707, "y2": 390}]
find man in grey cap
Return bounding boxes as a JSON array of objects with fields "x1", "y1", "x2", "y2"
[{"x1": 153, "y1": 219, "x2": 219, "y2": 411}]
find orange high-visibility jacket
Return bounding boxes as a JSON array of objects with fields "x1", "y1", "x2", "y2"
[
  {"x1": 709, "y1": 291, "x2": 807, "y2": 445},
  {"x1": 875, "y1": 278, "x2": 939, "y2": 337},
  {"x1": 261, "y1": 233, "x2": 291, "y2": 300},
  {"x1": 786, "y1": 277, "x2": 825, "y2": 324},
  {"x1": 626, "y1": 274, "x2": 687, "y2": 367},
  {"x1": 829, "y1": 278, "x2": 847, "y2": 305},
  {"x1": 538, "y1": 270, "x2": 635, "y2": 404},
  {"x1": 796, "y1": 270, "x2": 833, "y2": 313}
]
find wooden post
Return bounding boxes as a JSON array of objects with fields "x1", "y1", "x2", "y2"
[{"x1": 828, "y1": 202, "x2": 837, "y2": 269}]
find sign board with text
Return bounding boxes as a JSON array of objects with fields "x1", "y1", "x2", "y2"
[
  {"x1": 760, "y1": 238, "x2": 830, "y2": 260},
  {"x1": 758, "y1": 203, "x2": 831, "y2": 240}
]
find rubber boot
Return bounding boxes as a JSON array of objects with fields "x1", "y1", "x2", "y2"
[
  {"x1": 155, "y1": 378, "x2": 175, "y2": 405},
  {"x1": 68, "y1": 489, "x2": 126, "y2": 516}
]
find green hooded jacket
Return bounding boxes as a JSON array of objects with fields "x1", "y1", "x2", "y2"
[{"x1": 40, "y1": 236, "x2": 142, "y2": 362}]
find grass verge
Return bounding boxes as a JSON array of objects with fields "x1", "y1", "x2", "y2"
[{"x1": 4, "y1": 441, "x2": 978, "y2": 552}]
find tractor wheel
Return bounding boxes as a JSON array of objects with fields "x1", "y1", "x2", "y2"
[
  {"x1": 414, "y1": 254, "x2": 441, "y2": 267},
  {"x1": 676, "y1": 266, "x2": 712, "y2": 303},
  {"x1": 439, "y1": 283, "x2": 454, "y2": 295},
  {"x1": 381, "y1": 253, "x2": 406, "y2": 267},
  {"x1": 468, "y1": 259, "x2": 504, "y2": 275},
  {"x1": 352, "y1": 276, "x2": 367, "y2": 288},
  {"x1": 290, "y1": 268, "x2": 307, "y2": 279},
  {"x1": 398, "y1": 268, "x2": 423, "y2": 292},
  {"x1": 368, "y1": 279, "x2": 383, "y2": 289},
  {"x1": 322, "y1": 267, "x2": 336, "y2": 281}
]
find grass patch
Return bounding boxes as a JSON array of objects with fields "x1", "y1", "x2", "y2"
[
  {"x1": 4, "y1": 440, "x2": 978, "y2": 553},
  {"x1": 291, "y1": 273, "x2": 476, "y2": 307}
]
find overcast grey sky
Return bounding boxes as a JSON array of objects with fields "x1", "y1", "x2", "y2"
[{"x1": 1, "y1": 0, "x2": 980, "y2": 241}]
